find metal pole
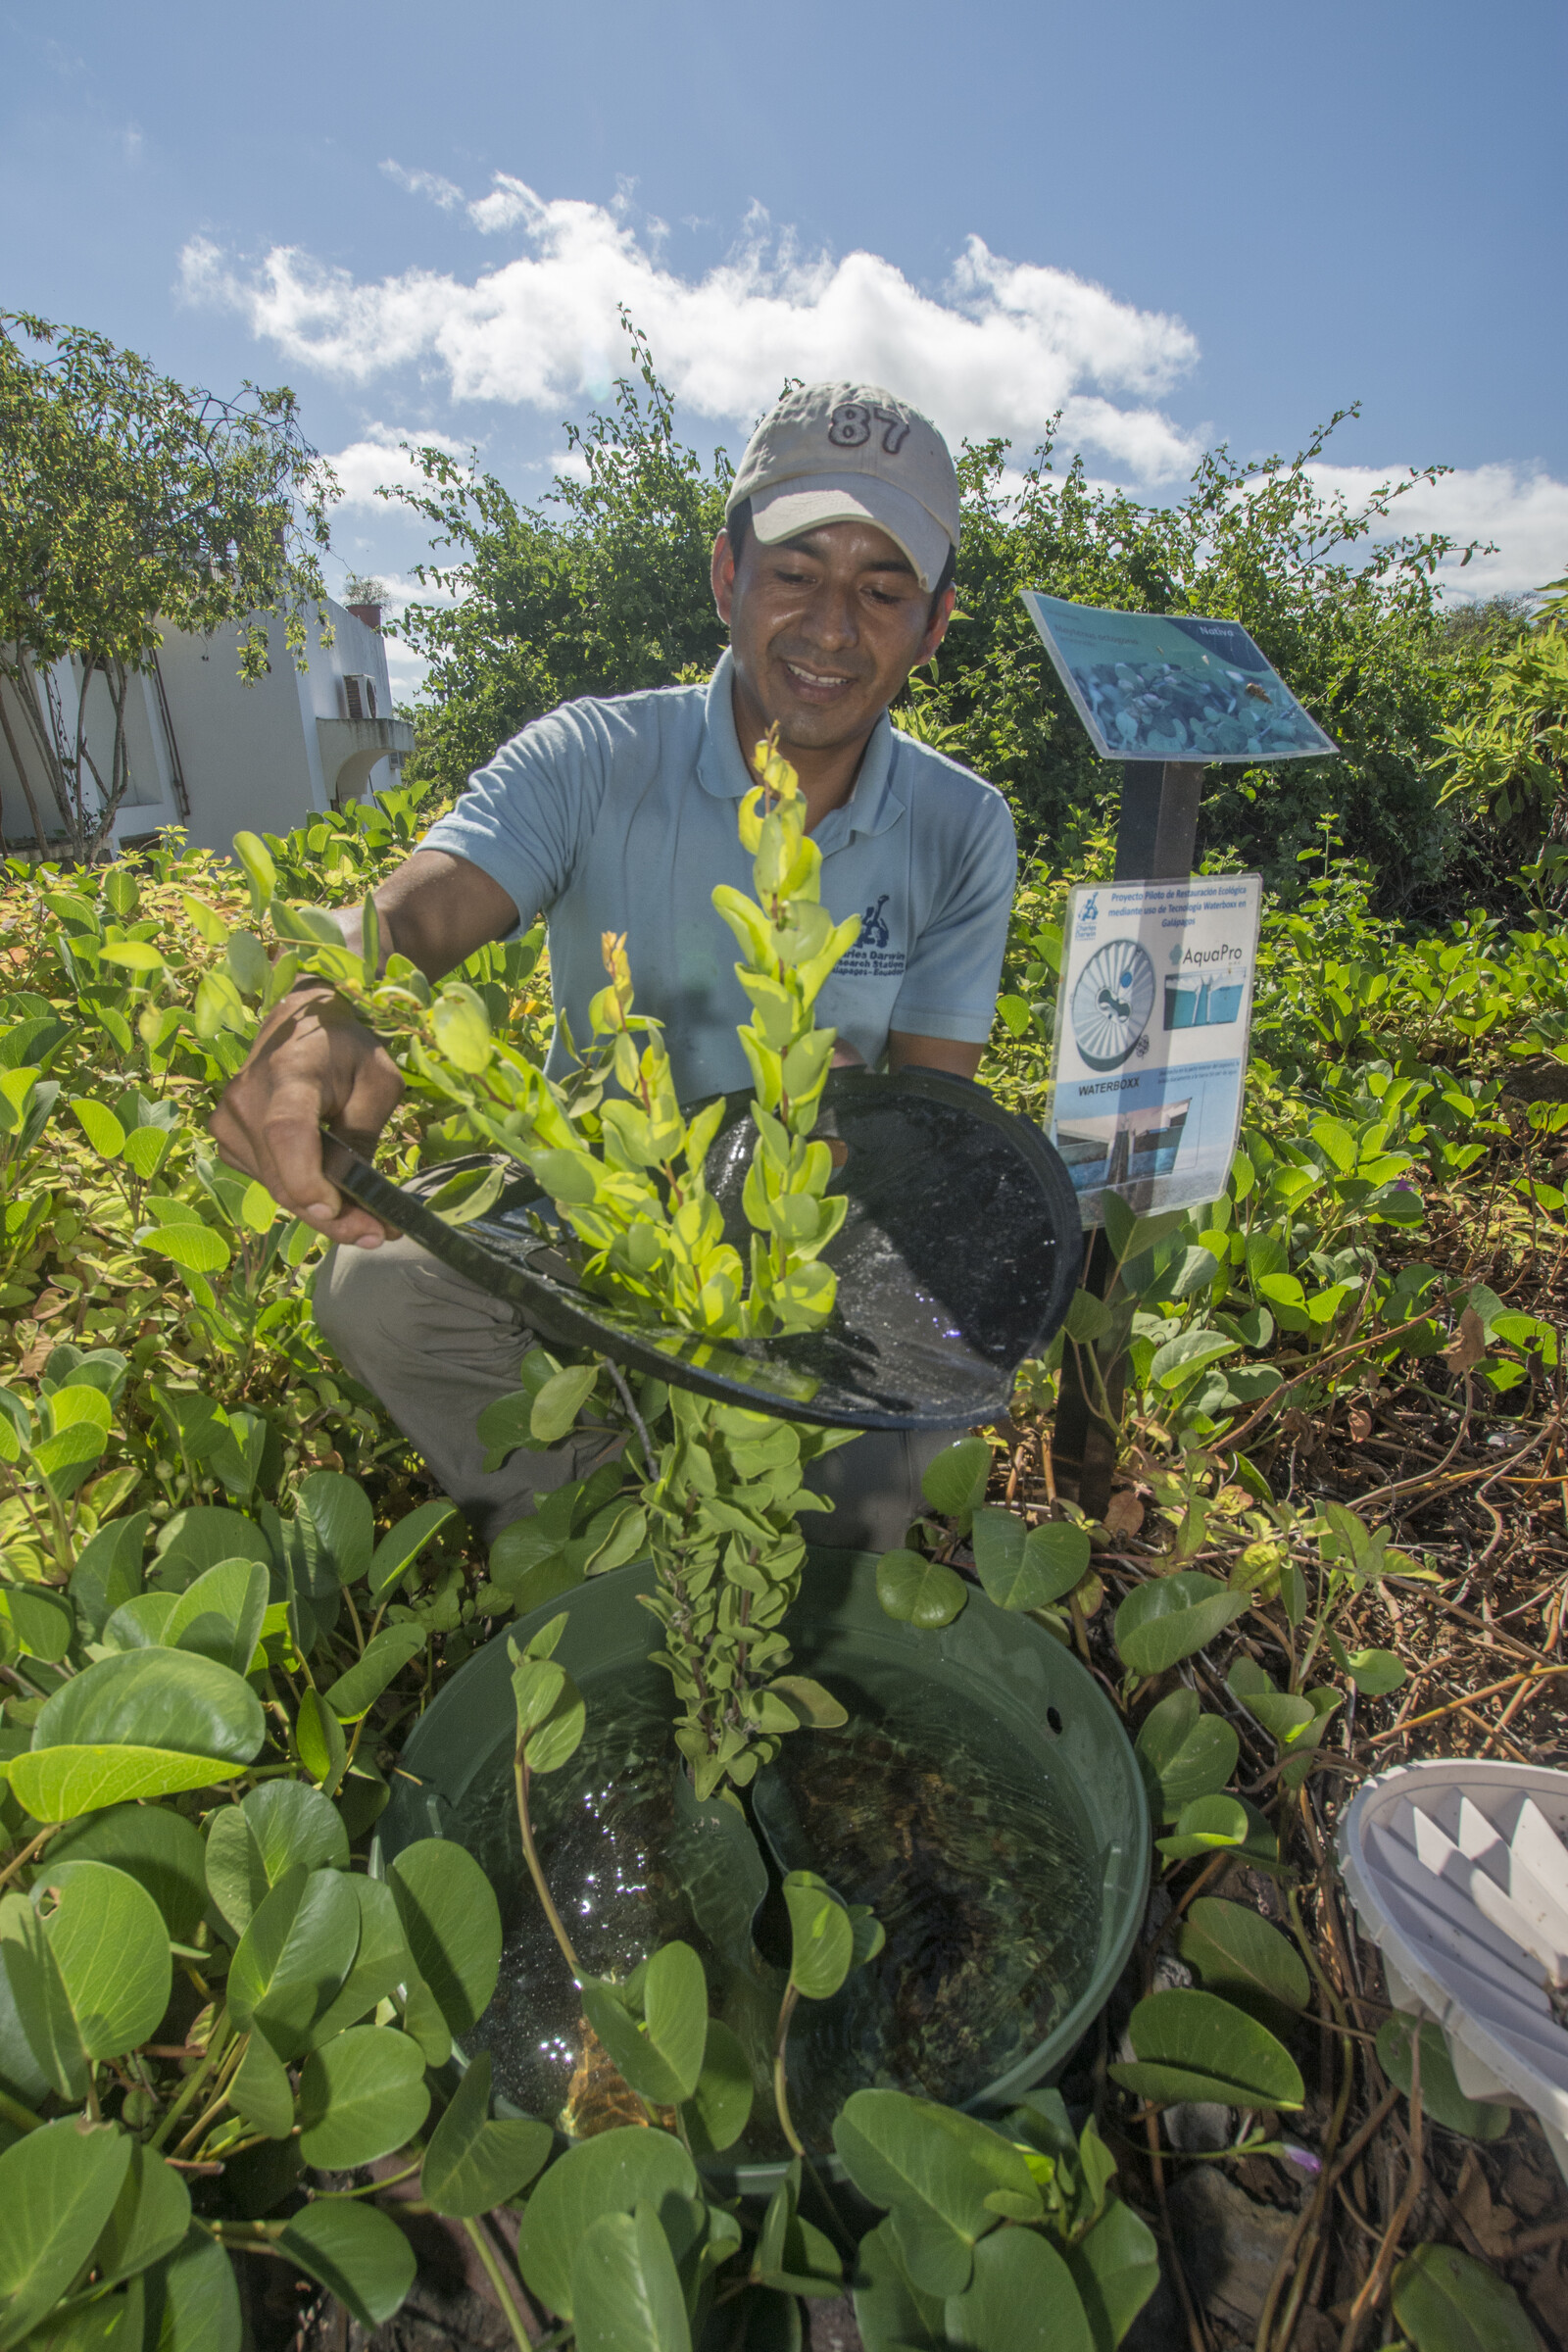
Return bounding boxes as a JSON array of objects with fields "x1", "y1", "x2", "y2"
[{"x1": 1051, "y1": 761, "x2": 1205, "y2": 1517}]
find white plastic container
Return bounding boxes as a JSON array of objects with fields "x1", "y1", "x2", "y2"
[{"x1": 1338, "y1": 1758, "x2": 1568, "y2": 2177}]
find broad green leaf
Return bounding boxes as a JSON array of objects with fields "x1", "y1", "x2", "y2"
[
  {"x1": 31, "y1": 1646, "x2": 264, "y2": 1766},
  {"x1": 69, "y1": 1514, "x2": 149, "y2": 1639},
  {"x1": 35, "y1": 1860, "x2": 171, "y2": 2060},
  {"x1": 477, "y1": 1394, "x2": 544, "y2": 1475},
  {"x1": 1346, "y1": 1646, "x2": 1407, "y2": 1695},
  {"x1": 306, "y1": 1877, "x2": 416, "y2": 2048},
  {"x1": 321, "y1": 1624, "x2": 425, "y2": 1722},
  {"x1": 854, "y1": 2217, "x2": 947, "y2": 2351},
  {"x1": 680, "y1": 2019, "x2": 754, "y2": 2156},
  {"x1": 571, "y1": 2203, "x2": 692, "y2": 2352},
  {"x1": 0, "y1": 1587, "x2": 73, "y2": 1664},
  {"x1": 22, "y1": 2285, "x2": 138, "y2": 2348},
  {"x1": 516, "y1": 2128, "x2": 698, "y2": 2321},
  {"x1": 753, "y1": 2163, "x2": 841, "y2": 2294},
  {"x1": 420, "y1": 2053, "x2": 552, "y2": 2217},
  {"x1": 91, "y1": 2143, "x2": 191, "y2": 2288},
  {"x1": 163, "y1": 1560, "x2": 269, "y2": 1676},
  {"x1": 102, "y1": 1594, "x2": 178, "y2": 1652},
  {"x1": 0, "y1": 1894, "x2": 81, "y2": 2102},
  {"x1": 1392, "y1": 2240, "x2": 1537, "y2": 2352},
  {"x1": 366, "y1": 1498, "x2": 458, "y2": 1599},
  {"x1": 227, "y1": 1863, "x2": 360, "y2": 2061},
  {"x1": 140, "y1": 1225, "x2": 229, "y2": 1276},
  {"x1": 875, "y1": 1549, "x2": 966, "y2": 1628},
  {"x1": 1135, "y1": 1690, "x2": 1240, "y2": 1822},
  {"x1": 1114, "y1": 1572, "x2": 1246, "y2": 1676},
  {"x1": 1178, "y1": 1898, "x2": 1310, "y2": 2021},
  {"x1": 971, "y1": 1509, "x2": 1090, "y2": 1611},
  {"x1": 229, "y1": 2029, "x2": 295, "y2": 2139},
  {"x1": 398, "y1": 1969, "x2": 453, "y2": 2069},
  {"x1": 295, "y1": 1689, "x2": 347, "y2": 1794},
  {"x1": 152, "y1": 1508, "x2": 270, "y2": 1592},
  {"x1": 1061, "y1": 2197, "x2": 1161, "y2": 2352},
  {"x1": 232, "y1": 830, "x2": 277, "y2": 910},
  {"x1": 530, "y1": 1362, "x2": 601, "y2": 1446},
  {"x1": 31, "y1": 1422, "x2": 106, "y2": 1496},
  {"x1": 637, "y1": 1939, "x2": 709, "y2": 2101},
  {"x1": 297, "y1": 2026, "x2": 430, "y2": 2169},
  {"x1": 859, "y1": 2220, "x2": 945, "y2": 2352},
  {"x1": 1109, "y1": 1988, "x2": 1303, "y2": 2111},
  {"x1": 9, "y1": 1746, "x2": 241, "y2": 1823},
  {"x1": 582, "y1": 1938, "x2": 709, "y2": 2109},
  {"x1": 919, "y1": 1439, "x2": 991, "y2": 1520},
  {"x1": 509, "y1": 1652, "x2": 585, "y2": 1774},
  {"x1": 943, "y1": 2223, "x2": 1094, "y2": 2352},
  {"x1": 765, "y1": 1675, "x2": 848, "y2": 1729},
  {"x1": 295, "y1": 1471, "x2": 373, "y2": 1586},
  {"x1": 833, "y1": 2088, "x2": 1037, "y2": 2299},
  {"x1": 142, "y1": 2225, "x2": 243, "y2": 2351},
  {"x1": 46, "y1": 1804, "x2": 207, "y2": 1943},
  {"x1": 275, "y1": 2199, "x2": 416, "y2": 2331},
  {"x1": 71, "y1": 1100, "x2": 126, "y2": 1159},
  {"x1": 1157, "y1": 1793, "x2": 1277, "y2": 1863},
  {"x1": 99, "y1": 941, "x2": 164, "y2": 973},
  {"x1": 1376, "y1": 2017, "x2": 1510, "y2": 2140},
  {"x1": 784, "y1": 1871, "x2": 855, "y2": 2001},
  {"x1": 666, "y1": 1769, "x2": 768, "y2": 1972},
  {"x1": 387, "y1": 1838, "x2": 502, "y2": 2037},
  {"x1": 0, "y1": 2115, "x2": 130, "y2": 2349},
  {"x1": 205, "y1": 1781, "x2": 349, "y2": 1937}
]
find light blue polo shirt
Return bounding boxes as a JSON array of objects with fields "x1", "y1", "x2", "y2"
[{"x1": 419, "y1": 650, "x2": 1017, "y2": 1106}]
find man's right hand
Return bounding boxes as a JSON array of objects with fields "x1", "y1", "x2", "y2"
[{"x1": 210, "y1": 988, "x2": 405, "y2": 1250}]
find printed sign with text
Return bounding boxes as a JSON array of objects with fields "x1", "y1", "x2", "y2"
[{"x1": 1049, "y1": 873, "x2": 1263, "y2": 1226}]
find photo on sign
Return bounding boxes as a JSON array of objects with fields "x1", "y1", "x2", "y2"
[
  {"x1": 1048, "y1": 875, "x2": 1263, "y2": 1225},
  {"x1": 1054, "y1": 1098, "x2": 1194, "y2": 1194},
  {"x1": 1020, "y1": 590, "x2": 1340, "y2": 764}
]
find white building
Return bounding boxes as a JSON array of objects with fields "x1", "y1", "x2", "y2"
[{"x1": 0, "y1": 595, "x2": 415, "y2": 857}]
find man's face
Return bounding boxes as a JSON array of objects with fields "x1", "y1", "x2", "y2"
[{"x1": 711, "y1": 518, "x2": 954, "y2": 757}]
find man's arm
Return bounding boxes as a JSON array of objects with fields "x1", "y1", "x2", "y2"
[
  {"x1": 887, "y1": 1032, "x2": 984, "y2": 1081},
  {"x1": 209, "y1": 850, "x2": 520, "y2": 1249}
]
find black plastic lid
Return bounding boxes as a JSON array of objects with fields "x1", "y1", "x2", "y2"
[{"x1": 331, "y1": 1067, "x2": 1082, "y2": 1431}]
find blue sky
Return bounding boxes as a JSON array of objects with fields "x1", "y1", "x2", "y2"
[{"x1": 6, "y1": 0, "x2": 1565, "y2": 696}]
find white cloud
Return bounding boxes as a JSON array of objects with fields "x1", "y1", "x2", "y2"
[
  {"x1": 379, "y1": 159, "x2": 464, "y2": 212},
  {"x1": 179, "y1": 183, "x2": 1205, "y2": 480},
  {"x1": 321, "y1": 421, "x2": 468, "y2": 510},
  {"x1": 1306, "y1": 462, "x2": 1568, "y2": 602}
]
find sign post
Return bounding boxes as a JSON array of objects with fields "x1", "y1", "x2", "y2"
[
  {"x1": 1018, "y1": 594, "x2": 1340, "y2": 1520},
  {"x1": 1051, "y1": 760, "x2": 1202, "y2": 1515}
]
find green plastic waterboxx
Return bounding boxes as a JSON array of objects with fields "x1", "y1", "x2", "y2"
[{"x1": 374, "y1": 1546, "x2": 1150, "y2": 2192}]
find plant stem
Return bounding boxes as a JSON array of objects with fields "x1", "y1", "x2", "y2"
[
  {"x1": 772, "y1": 1982, "x2": 804, "y2": 2159},
  {"x1": 0, "y1": 2085, "x2": 39, "y2": 2135},
  {"x1": 462, "y1": 2214, "x2": 533, "y2": 2352},
  {"x1": 514, "y1": 1750, "x2": 582, "y2": 1983},
  {"x1": 0, "y1": 1823, "x2": 58, "y2": 1895},
  {"x1": 603, "y1": 1357, "x2": 654, "y2": 1472},
  {"x1": 148, "y1": 2006, "x2": 229, "y2": 2151}
]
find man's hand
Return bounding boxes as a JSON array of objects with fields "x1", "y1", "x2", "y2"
[
  {"x1": 210, "y1": 989, "x2": 405, "y2": 1249},
  {"x1": 211, "y1": 848, "x2": 521, "y2": 1248}
]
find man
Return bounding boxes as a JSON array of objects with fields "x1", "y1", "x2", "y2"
[{"x1": 213, "y1": 381, "x2": 1017, "y2": 1549}]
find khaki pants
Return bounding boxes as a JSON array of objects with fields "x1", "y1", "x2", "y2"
[{"x1": 313, "y1": 1200, "x2": 945, "y2": 1554}]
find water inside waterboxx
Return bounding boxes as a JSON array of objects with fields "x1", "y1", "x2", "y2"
[{"x1": 453, "y1": 1657, "x2": 1099, "y2": 2155}]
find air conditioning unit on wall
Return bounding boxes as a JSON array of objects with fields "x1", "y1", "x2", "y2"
[{"x1": 343, "y1": 673, "x2": 378, "y2": 722}]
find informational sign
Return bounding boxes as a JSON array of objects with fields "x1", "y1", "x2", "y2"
[
  {"x1": 1020, "y1": 590, "x2": 1339, "y2": 764},
  {"x1": 1049, "y1": 873, "x2": 1263, "y2": 1226}
]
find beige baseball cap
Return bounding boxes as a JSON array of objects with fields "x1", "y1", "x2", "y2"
[{"x1": 727, "y1": 382, "x2": 959, "y2": 592}]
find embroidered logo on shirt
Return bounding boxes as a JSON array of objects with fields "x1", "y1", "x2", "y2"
[{"x1": 836, "y1": 895, "x2": 905, "y2": 979}]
